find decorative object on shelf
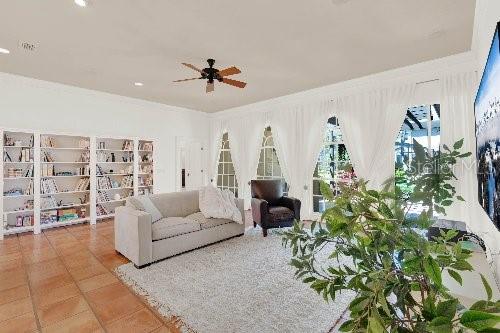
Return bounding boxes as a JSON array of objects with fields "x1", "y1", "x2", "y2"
[
  {"x1": 111, "y1": 152, "x2": 116, "y2": 162},
  {"x1": 114, "y1": 193, "x2": 121, "y2": 201},
  {"x1": 282, "y1": 139, "x2": 500, "y2": 332}
]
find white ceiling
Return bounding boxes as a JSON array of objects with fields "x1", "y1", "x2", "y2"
[{"x1": 0, "y1": 0, "x2": 476, "y2": 113}]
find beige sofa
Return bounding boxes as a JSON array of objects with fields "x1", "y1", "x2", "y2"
[{"x1": 114, "y1": 190, "x2": 245, "y2": 268}]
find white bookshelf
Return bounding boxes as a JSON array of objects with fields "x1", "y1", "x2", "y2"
[
  {"x1": 0, "y1": 129, "x2": 155, "y2": 238},
  {"x1": 39, "y1": 134, "x2": 91, "y2": 231},
  {"x1": 137, "y1": 139, "x2": 154, "y2": 196},
  {"x1": 95, "y1": 137, "x2": 135, "y2": 222},
  {"x1": 1, "y1": 130, "x2": 36, "y2": 238}
]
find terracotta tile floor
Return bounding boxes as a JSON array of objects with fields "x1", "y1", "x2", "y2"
[{"x1": 0, "y1": 220, "x2": 181, "y2": 333}]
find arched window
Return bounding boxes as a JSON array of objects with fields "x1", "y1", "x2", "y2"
[
  {"x1": 256, "y1": 126, "x2": 288, "y2": 193},
  {"x1": 216, "y1": 133, "x2": 238, "y2": 196},
  {"x1": 395, "y1": 104, "x2": 440, "y2": 216},
  {"x1": 312, "y1": 117, "x2": 354, "y2": 213}
]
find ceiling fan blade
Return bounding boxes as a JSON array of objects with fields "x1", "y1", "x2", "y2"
[
  {"x1": 182, "y1": 63, "x2": 205, "y2": 74},
  {"x1": 217, "y1": 66, "x2": 241, "y2": 77},
  {"x1": 222, "y1": 78, "x2": 247, "y2": 88},
  {"x1": 173, "y1": 77, "x2": 201, "y2": 82},
  {"x1": 206, "y1": 82, "x2": 214, "y2": 93}
]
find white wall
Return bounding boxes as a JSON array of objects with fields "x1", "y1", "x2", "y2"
[{"x1": 0, "y1": 72, "x2": 210, "y2": 194}]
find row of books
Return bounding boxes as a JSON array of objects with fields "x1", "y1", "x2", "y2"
[
  {"x1": 4, "y1": 134, "x2": 34, "y2": 148},
  {"x1": 97, "y1": 190, "x2": 111, "y2": 203},
  {"x1": 138, "y1": 176, "x2": 153, "y2": 186},
  {"x1": 139, "y1": 142, "x2": 153, "y2": 151},
  {"x1": 42, "y1": 151, "x2": 55, "y2": 162},
  {"x1": 40, "y1": 207, "x2": 86, "y2": 224},
  {"x1": 141, "y1": 153, "x2": 153, "y2": 162},
  {"x1": 75, "y1": 178, "x2": 90, "y2": 191},
  {"x1": 96, "y1": 204, "x2": 110, "y2": 216},
  {"x1": 96, "y1": 151, "x2": 134, "y2": 162},
  {"x1": 41, "y1": 137, "x2": 90, "y2": 149},
  {"x1": 139, "y1": 164, "x2": 153, "y2": 174},
  {"x1": 6, "y1": 215, "x2": 34, "y2": 228},
  {"x1": 5, "y1": 165, "x2": 34, "y2": 178},
  {"x1": 121, "y1": 176, "x2": 133, "y2": 188},
  {"x1": 3, "y1": 148, "x2": 33, "y2": 162},
  {"x1": 40, "y1": 178, "x2": 59, "y2": 194}
]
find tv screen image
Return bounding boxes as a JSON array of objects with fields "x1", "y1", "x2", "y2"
[{"x1": 475, "y1": 22, "x2": 500, "y2": 230}]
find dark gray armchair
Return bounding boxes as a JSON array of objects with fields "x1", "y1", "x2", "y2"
[{"x1": 251, "y1": 179, "x2": 301, "y2": 237}]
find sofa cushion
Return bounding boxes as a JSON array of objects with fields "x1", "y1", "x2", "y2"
[
  {"x1": 149, "y1": 191, "x2": 199, "y2": 218},
  {"x1": 186, "y1": 212, "x2": 232, "y2": 230},
  {"x1": 152, "y1": 217, "x2": 201, "y2": 241},
  {"x1": 268, "y1": 206, "x2": 294, "y2": 222}
]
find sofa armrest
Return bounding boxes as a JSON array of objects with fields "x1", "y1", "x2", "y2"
[
  {"x1": 115, "y1": 205, "x2": 153, "y2": 267},
  {"x1": 280, "y1": 196, "x2": 301, "y2": 221},
  {"x1": 251, "y1": 198, "x2": 269, "y2": 224},
  {"x1": 234, "y1": 198, "x2": 245, "y2": 224}
]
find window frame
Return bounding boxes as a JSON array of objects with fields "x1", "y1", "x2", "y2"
[
  {"x1": 216, "y1": 133, "x2": 238, "y2": 197},
  {"x1": 256, "y1": 126, "x2": 288, "y2": 193}
]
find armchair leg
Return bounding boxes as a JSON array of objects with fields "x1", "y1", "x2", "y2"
[
  {"x1": 262, "y1": 228, "x2": 268, "y2": 237},
  {"x1": 253, "y1": 221, "x2": 257, "y2": 228}
]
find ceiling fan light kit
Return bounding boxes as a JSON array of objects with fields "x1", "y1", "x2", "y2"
[{"x1": 174, "y1": 58, "x2": 247, "y2": 93}]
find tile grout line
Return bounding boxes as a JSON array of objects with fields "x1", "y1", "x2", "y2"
[
  {"x1": 19, "y1": 233, "x2": 43, "y2": 332},
  {"x1": 68, "y1": 220, "x2": 167, "y2": 332},
  {"x1": 44, "y1": 227, "x2": 109, "y2": 332}
]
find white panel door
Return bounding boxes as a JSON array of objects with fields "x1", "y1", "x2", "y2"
[{"x1": 185, "y1": 141, "x2": 204, "y2": 190}]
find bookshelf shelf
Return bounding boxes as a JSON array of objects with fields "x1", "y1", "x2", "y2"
[
  {"x1": 96, "y1": 213, "x2": 115, "y2": 220},
  {"x1": 4, "y1": 225, "x2": 34, "y2": 236},
  {"x1": 1, "y1": 131, "x2": 154, "y2": 238},
  {"x1": 41, "y1": 190, "x2": 90, "y2": 196},
  {"x1": 41, "y1": 203, "x2": 89, "y2": 211},
  {"x1": 97, "y1": 198, "x2": 126, "y2": 204},
  {"x1": 4, "y1": 177, "x2": 33, "y2": 180},
  {"x1": 3, "y1": 194, "x2": 34, "y2": 199},
  {"x1": 3, "y1": 209, "x2": 34, "y2": 215},
  {"x1": 41, "y1": 217, "x2": 90, "y2": 230},
  {"x1": 42, "y1": 175, "x2": 89, "y2": 178}
]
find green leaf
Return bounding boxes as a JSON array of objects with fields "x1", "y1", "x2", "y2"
[
  {"x1": 436, "y1": 299, "x2": 458, "y2": 319},
  {"x1": 319, "y1": 180, "x2": 334, "y2": 201},
  {"x1": 428, "y1": 316, "x2": 453, "y2": 333},
  {"x1": 423, "y1": 256, "x2": 442, "y2": 287},
  {"x1": 338, "y1": 319, "x2": 355, "y2": 332},
  {"x1": 447, "y1": 269, "x2": 463, "y2": 285},
  {"x1": 480, "y1": 273, "x2": 493, "y2": 301},
  {"x1": 453, "y1": 139, "x2": 464, "y2": 150},
  {"x1": 451, "y1": 260, "x2": 474, "y2": 271},
  {"x1": 457, "y1": 195, "x2": 465, "y2": 202},
  {"x1": 367, "y1": 315, "x2": 386, "y2": 333},
  {"x1": 459, "y1": 310, "x2": 500, "y2": 331}
]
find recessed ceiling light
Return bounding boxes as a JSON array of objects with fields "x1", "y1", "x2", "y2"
[
  {"x1": 74, "y1": 0, "x2": 87, "y2": 7},
  {"x1": 134, "y1": 82, "x2": 144, "y2": 87},
  {"x1": 0, "y1": 48, "x2": 10, "y2": 54}
]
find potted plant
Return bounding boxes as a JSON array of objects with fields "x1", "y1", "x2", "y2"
[{"x1": 282, "y1": 139, "x2": 500, "y2": 332}]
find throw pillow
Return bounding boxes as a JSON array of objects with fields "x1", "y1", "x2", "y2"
[{"x1": 134, "y1": 196, "x2": 163, "y2": 223}]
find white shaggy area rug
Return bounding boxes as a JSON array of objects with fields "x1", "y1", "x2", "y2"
[{"x1": 116, "y1": 228, "x2": 355, "y2": 333}]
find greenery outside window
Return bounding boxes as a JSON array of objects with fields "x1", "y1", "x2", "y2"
[
  {"x1": 313, "y1": 117, "x2": 354, "y2": 213},
  {"x1": 395, "y1": 104, "x2": 441, "y2": 216}
]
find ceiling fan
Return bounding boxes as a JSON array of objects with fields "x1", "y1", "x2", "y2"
[{"x1": 174, "y1": 59, "x2": 247, "y2": 93}]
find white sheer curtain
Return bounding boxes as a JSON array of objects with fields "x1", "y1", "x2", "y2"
[
  {"x1": 208, "y1": 119, "x2": 226, "y2": 185},
  {"x1": 440, "y1": 71, "x2": 478, "y2": 225},
  {"x1": 335, "y1": 83, "x2": 416, "y2": 190},
  {"x1": 270, "y1": 100, "x2": 333, "y2": 218}
]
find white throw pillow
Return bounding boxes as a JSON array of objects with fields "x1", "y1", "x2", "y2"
[
  {"x1": 135, "y1": 196, "x2": 163, "y2": 223},
  {"x1": 199, "y1": 185, "x2": 242, "y2": 224}
]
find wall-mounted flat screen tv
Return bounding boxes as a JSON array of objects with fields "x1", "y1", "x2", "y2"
[{"x1": 475, "y1": 21, "x2": 500, "y2": 231}]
